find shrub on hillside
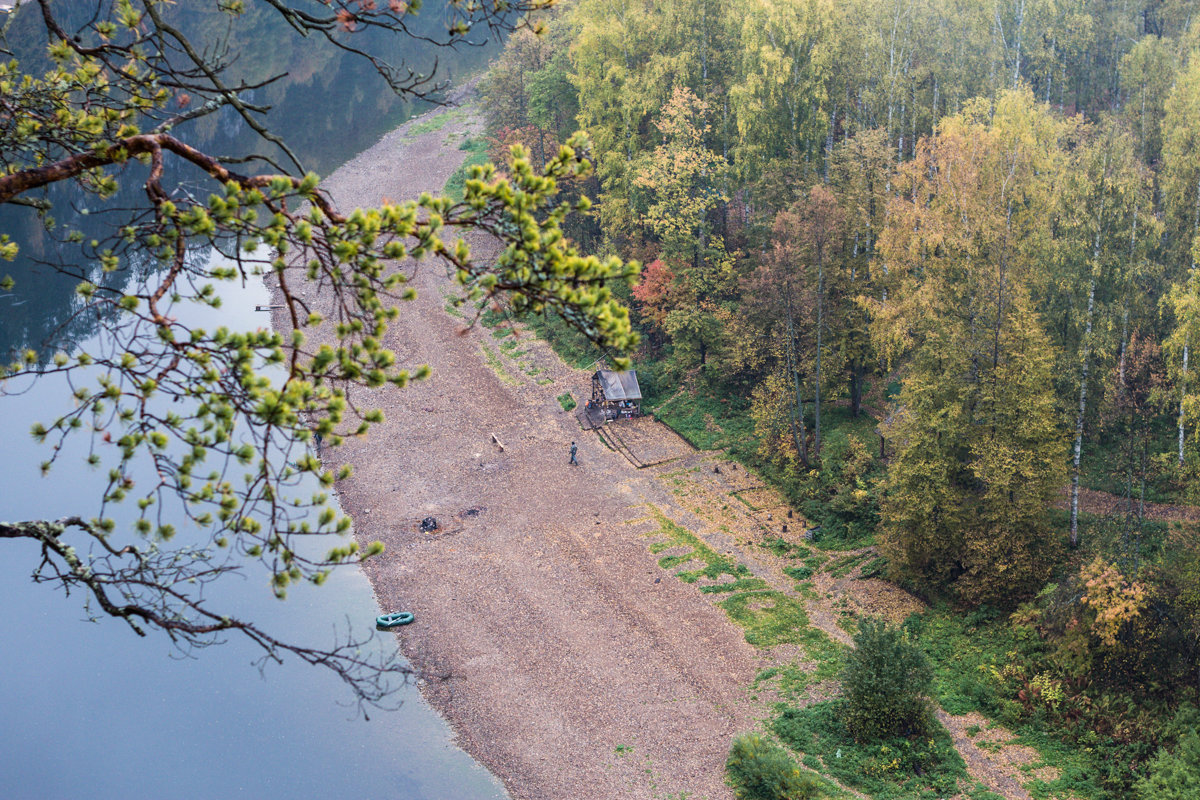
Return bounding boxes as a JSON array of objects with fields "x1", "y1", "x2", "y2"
[
  {"x1": 1137, "y1": 730, "x2": 1200, "y2": 799},
  {"x1": 800, "y1": 430, "x2": 880, "y2": 548},
  {"x1": 725, "y1": 733, "x2": 820, "y2": 800},
  {"x1": 842, "y1": 617, "x2": 933, "y2": 741}
]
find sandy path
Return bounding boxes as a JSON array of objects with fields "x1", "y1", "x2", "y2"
[{"x1": 273, "y1": 91, "x2": 761, "y2": 800}]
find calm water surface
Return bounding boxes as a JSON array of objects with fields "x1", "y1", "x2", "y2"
[{"x1": 0, "y1": 272, "x2": 508, "y2": 799}]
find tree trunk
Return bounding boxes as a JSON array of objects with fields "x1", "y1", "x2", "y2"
[
  {"x1": 815, "y1": 251, "x2": 824, "y2": 456},
  {"x1": 1070, "y1": 273, "x2": 1097, "y2": 547},
  {"x1": 824, "y1": 108, "x2": 834, "y2": 184},
  {"x1": 1180, "y1": 338, "x2": 1189, "y2": 468},
  {"x1": 850, "y1": 359, "x2": 864, "y2": 417},
  {"x1": 1071, "y1": 216, "x2": 1104, "y2": 548},
  {"x1": 785, "y1": 288, "x2": 809, "y2": 467}
]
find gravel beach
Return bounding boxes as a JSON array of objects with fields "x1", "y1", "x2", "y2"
[{"x1": 270, "y1": 87, "x2": 762, "y2": 800}]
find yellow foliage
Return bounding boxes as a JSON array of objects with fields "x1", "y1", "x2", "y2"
[{"x1": 1079, "y1": 557, "x2": 1150, "y2": 648}]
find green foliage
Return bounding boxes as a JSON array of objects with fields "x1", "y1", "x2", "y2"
[
  {"x1": 799, "y1": 428, "x2": 881, "y2": 549},
  {"x1": 760, "y1": 538, "x2": 812, "y2": 559},
  {"x1": 876, "y1": 92, "x2": 1071, "y2": 606},
  {"x1": 773, "y1": 701, "x2": 968, "y2": 800},
  {"x1": 782, "y1": 565, "x2": 814, "y2": 582},
  {"x1": 556, "y1": 392, "x2": 576, "y2": 411},
  {"x1": 905, "y1": 606, "x2": 1023, "y2": 719},
  {"x1": 841, "y1": 618, "x2": 934, "y2": 741},
  {"x1": 1137, "y1": 730, "x2": 1200, "y2": 800},
  {"x1": 725, "y1": 734, "x2": 820, "y2": 800},
  {"x1": 907, "y1": 604, "x2": 1135, "y2": 797}
]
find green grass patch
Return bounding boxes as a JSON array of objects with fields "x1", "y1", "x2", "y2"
[
  {"x1": 556, "y1": 392, "x2": 576, "y2": 412},
  {"x1": 906, "y1": 606, "x2": 1107, "y2": 798},
  {"x1": 479, "y1": 306, "x2": 505, "y2": 328},
  {"x1": 443, "y1": 136, "x2": 490, "y2": 204},
  {"x1": 406, "y1": 108, "x2": 459, "y2": 137},
  {"x1": 645, "y1": 506, "x2": 751, "y2": 583},
  {"x1": 700, "y1": 577, "x2": 771, "y2": 594},
  {"x1": 524, "y1": 309, "x2": 605, "y2": 369},
  {"x1": 761, "y1": 537, "x2": 812, "y2": 559},
  {"x1": 480, "y1": 343, "x2": 519, "y2": 385},
  {"x1": 784, "y1": 565, "x2": 815, "y2": 581},
  {"x1": 755, "y1": 662, "x2": 826, "y2": 704},
  {"x1": 858, "y1": 555, "x2": 888, "y2": 579},
  {"x1": 774, "y1": 701, "x2": 972, "y2": 800},
  {"x1": 442, "y1": 291, "x2": 467, "y2": 318},
  {"x1": 719, "y1": 591, "x2": 843, "y2": 669},
  {"x1": 648, "y1": 385, "x2": 756, "y2": 456}
]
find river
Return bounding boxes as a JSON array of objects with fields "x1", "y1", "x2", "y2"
[{"x1": 0, "y1": 3, "x2": 508, "y2": 798}]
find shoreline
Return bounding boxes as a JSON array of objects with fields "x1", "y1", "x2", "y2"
[{"x1": 269, "y1": 89, "x2": 763, "y2": 800}]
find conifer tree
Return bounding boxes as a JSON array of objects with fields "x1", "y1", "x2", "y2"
[{"x1": 873, "y1": 90, "x2": 1068, "y2": 603}]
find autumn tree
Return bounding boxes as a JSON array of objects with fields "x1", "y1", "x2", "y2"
[
  {"x1": 1102, "y1": 332, "x2": 1167, "y2": 528},
  {"x1": 0, "y1": 0, "x2": 638, "y2": 707},
  {"x1": 570, "y1": 0, "x2": 733, "y2": 243},
  {"x1": 1045, "y1": 121, "x2": 1157, "y2": 547},
  {"x1": 728, "y1": 0, "x2": 831, "y2": 185},
  {"x1": 873, "y1": 90, "x2": 1068, "y2": 604},
  {"x1": 633, "y1": 86, "x2": 734, "y2": 372},
  {"x1": 747, "y1": 206, "x2": 815, "y2": 468},
  {"x1": 1162, "y1": 53, "x2": 1200, "y2": 469}
]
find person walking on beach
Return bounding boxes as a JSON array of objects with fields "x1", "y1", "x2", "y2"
[{"x1": 569, "y1": 441, "x2": 578, "y2": 466}]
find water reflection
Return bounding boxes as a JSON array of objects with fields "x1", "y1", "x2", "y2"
[
  {"x1": 0, "y1": 260, "x2": 508, "y2": 798},
  {"x1": 0, "y1": 0, "x2": 495, "y2": 360}
]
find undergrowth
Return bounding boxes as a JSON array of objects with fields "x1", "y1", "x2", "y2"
[{"x1": 773, "y1": 701, "x2": 978, "y2": 800}]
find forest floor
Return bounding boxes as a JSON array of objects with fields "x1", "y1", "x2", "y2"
[
  {"x1": 270, "y1": 87, "x2": 1060, "y2": 800},
  {"x1": 1063, "y1": 486, "x2": 1200, "y2": 523}
]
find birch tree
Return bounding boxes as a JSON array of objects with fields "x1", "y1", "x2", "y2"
[{"x1": 1161, "y1": 54, "x2": 1200, "y2": 468}]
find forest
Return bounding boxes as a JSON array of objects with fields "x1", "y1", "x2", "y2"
[{"x1": 478, "y1": 0, "x2": 1200, "y2": 797}]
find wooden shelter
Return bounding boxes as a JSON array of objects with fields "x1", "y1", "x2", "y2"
[{"x1": 589, "y1": 369, "x2": 643, "y2": 421}]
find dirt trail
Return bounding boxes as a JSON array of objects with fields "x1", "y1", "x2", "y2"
[
  {"x1": 1064, "y1": 486, "x2": 1200, "y2": 523},
  {"x1": 272, "y1": 89, "x2": 1045, "y2": 800}
]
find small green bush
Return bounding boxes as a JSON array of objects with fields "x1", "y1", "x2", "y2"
[
  {"x1": 556, "y1": 392, "x2": 576, "y2": 411},
  {"x1": 842, "y1": 617, "x2": 933, "y2": 741},
  {"x1": 725, "y1": 733, "x2": 820, "y2": 800},
  {"x1": 1137, "y1": 730, "x2": 1200, "y2": 799},
  {"x1": 783, "y1": 565, "x2": 814, "y2": 581}
]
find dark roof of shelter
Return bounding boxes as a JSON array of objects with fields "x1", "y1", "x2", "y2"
[{"x1": 593, "y1": 370, "x2": 642, "y2": 401}]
